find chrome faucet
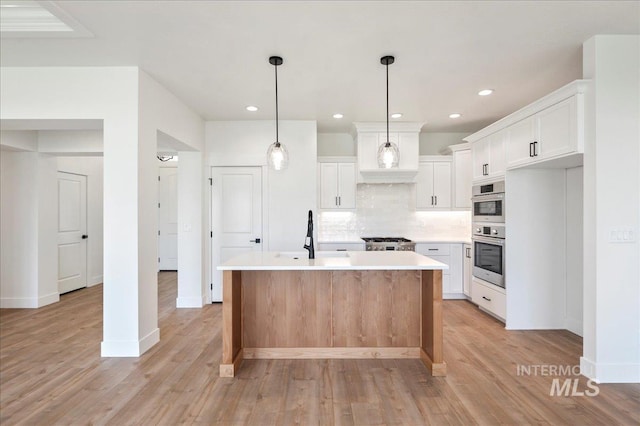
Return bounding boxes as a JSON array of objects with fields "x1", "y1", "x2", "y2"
[{"x1": 303, "y1": 210, "x2": 315, "y2": 259}]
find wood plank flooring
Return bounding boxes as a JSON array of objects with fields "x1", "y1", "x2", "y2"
[{"x1": 1, "y1": 272, "x2": 638, "y2": 425}]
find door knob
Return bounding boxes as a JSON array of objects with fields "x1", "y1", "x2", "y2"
[
  {"x1": 82, "y1": 235, "x2": 88, "y2": 239},
  {"x1": 250, "y1": 238, "x2": 261, "y2": 244}
]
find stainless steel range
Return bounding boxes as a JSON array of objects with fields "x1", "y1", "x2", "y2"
[{"x1": 362, "y1": 237, "x2": 416, "y2": 251}]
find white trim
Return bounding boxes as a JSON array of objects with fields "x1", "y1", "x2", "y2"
[
  {"x1": 352, "y1": 122, "x2": 425, "y2": 134},
  {"x1": 38, "y1": 292, "x2": 60, "y2": 307},
  {"x1": 564, "y1": 317, "x2": 583, "y2": 337},
  {"x1": 464, "y1": 80, "x2": 589, "y2": 143},
  {"x1": 580, "y1": 357, "x2": 640, "y2": 383},
  {"x1": 89, "y1": 275, "x2": 103, "y2": 286},
  {"x1": 317, "y1": 156, "x2": 357, "y2": 163},
  {"x1": 441, "y1": 142, "x2": 470, "y2": 154},
  {"x1": 419, "y1": 155, "x2": 452, "y2": 162},
  {"x1": 0, "y1": 297, "x2": 38, "y2": 309},
  {"x1": 176, "y1": 296, "x2": 204, "y2": 308},
  {"x1": 101, "y1": 328, "x2": 160, "y2": 357}
]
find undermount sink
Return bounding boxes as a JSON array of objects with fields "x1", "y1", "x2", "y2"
[{"x1": 276, "y1": 251, "x2": 350, "y2": 259}]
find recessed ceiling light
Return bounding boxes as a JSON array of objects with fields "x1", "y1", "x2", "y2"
[
  {"x1": 246, "y1": 105, "x2": 258, "y2": 112},
  {"x1": 391, "y1": 113, "x2": 403, "y2": 119},
  {"x1": 449, "y1": 113, "x2": 462, "y2": 119},
  {"x1": 333, "y1": 113, "x2": 344, "y2": 119},
  {"x1": 478, "y1": 89, "x2": 494, "y2": 96}
]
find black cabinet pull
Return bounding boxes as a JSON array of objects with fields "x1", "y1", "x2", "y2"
[
  {"x1": 533, "y1": 141, "x2": 538, "y2": 157},
  {"x1": 82, "y1": 235, "x2": 88, "y2": 239},
  {"x1": 482, "y1": 296, "x2": 492, "y2": 302}
]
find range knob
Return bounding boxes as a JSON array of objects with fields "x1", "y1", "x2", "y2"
[
  {"x1": 476, "y1": 228, "x2": 481, "y2": 233},
  {"x1": 492, "y1": 229, "x2": 498, "y2": 235}
]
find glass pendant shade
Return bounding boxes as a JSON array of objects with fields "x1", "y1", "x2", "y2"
[
  {"x1": 377, "y1": 141, "x2": 399, "y2": 169},
  {"x1": 267, "y1": 141, "x2": 288, "y2": 171}
]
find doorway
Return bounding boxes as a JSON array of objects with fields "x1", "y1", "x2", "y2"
[
  {"x1": 210, "y1": 167, "x2": 263, "y2": 302},
  {"x1": 57, "y1": 172, "x2": 88, "y2": 294},
  {"x1": 158, "y1": 166, "x2": 178, "y2": 271}
]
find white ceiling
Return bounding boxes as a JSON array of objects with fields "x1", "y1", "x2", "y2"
[{"x1": 1, "y1": 1, "x2": 638, "y2": 134}]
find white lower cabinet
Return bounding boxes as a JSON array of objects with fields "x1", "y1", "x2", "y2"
[
  {"x1": 318, "y1": 242, "x2": 365, "y2": 251},
  {"x1": 416, "y1": 243, "x2": 464, "y2": 299},
  {"x1": 471, "y1": 277, "x2": 506, "y2": 321},
  {"x1": 463, "y1": 243, "x2": 471, "y2": 297}
]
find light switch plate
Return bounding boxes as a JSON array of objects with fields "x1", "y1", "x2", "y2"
[{"x1": 608, "y1": 227, "x2": 637, "y2": 243}]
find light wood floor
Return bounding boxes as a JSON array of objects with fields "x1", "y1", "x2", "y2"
[{"x1": 1, "y1": 272, "x2": 638, "y2": 425}]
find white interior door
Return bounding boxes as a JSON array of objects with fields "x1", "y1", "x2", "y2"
[
  {"x1": 211, "y1": 167, "x2": 262, "y2": 302},
  {"x1": 57, "y1": 172, "x2": 88, "y2": 294},
  {"x1": 158, "y1": 167, "x2": 178, "y2": 270}
]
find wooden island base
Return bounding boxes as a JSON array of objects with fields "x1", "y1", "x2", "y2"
[{"x1": 220, "y1": 269, "x2": 445, "y2": 377}]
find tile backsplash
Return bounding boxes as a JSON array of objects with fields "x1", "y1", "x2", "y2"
[{"x1": 318, "y1": 183, "x2": 471, "y2": 241}]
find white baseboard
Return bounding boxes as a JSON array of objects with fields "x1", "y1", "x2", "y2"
[
  {"x1": 101, "y1": 328, "x2": 160, "y2": 357},
  {"x1": 564, "y1": 317, "x2": 583, "y2": 337},
  {"x1": 0, "y1": 297, "x2": 38, "y2": 308},
  {"x1": 580, "y1": 356, "x2": 640, "y2": 383},
  {"x1": 38, "y1": 292, "x2": 60, "y2": 307},
  {"x1": 443, "y1": 293, "x2": 467, "y2": 300},
  {"x1": 176, "y1": 296, "x2": 204, "y2": 308},
  {"x1": 89, "y1": 275, "x2": 103, "y2": 286}
]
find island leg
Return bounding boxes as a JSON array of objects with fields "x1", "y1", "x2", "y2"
[
  {"x1": 420, "y1": 269, "x2": 446, "y2": 376},
  {"x1": 220, "y1": 270, "x2": 243, "y2": 377}
]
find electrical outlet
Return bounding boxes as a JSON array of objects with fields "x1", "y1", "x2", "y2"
[{"x1": 608, "y1": 227, "x2": 637, "y2": 243}]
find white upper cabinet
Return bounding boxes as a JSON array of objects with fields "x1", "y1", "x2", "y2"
[
  {"x1": 471, "y1": 130, "x2": 506, "y2": 182},
  {"x1": 319, "y1": 161, "x2": 356, "y2": 209},
  {"x1": 466, "y1": 80, "x2": 587, "y2": 175},
  {"x1": 453, "y1": 148, "x2": 472, "y2": 209},
  {"x1": 416, "y1": 158, "x2": 452, "y2": 209},
  {"x1": 353, "y1": 122, "x2": 423, "y2": 183},
  {"x1": 507, "y1": 96, "x2": 579, "y2": 169}
]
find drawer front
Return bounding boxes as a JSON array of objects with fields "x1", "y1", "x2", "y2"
[
  {"x1": 425, "y1": 255, "x2": 451, "y2": 275},
  {"x1": 318, "y1": 243, "x2": 365, "y2": 251},
  {"x1": 471, "y1": 278, "x2": 506, "y2": 320},
  {"x1": 416, "y1": 243, "x2": 451, "y2": 256}
]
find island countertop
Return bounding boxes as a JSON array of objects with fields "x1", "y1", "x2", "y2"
[{"x1": 217, "y1": 250, "x2": 449, "y2": 271}]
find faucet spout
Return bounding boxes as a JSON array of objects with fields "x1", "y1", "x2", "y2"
[{"x1": 303, "y1": 210, "x2": 315, "y2": 259}]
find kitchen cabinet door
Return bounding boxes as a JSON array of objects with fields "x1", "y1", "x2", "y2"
[
  {"x1": 432, "y1": 162, "x2": 452, "y2": 208},
  {"x1": 398, "y1": 132, "x2": 419, "y2": 170},
  {"x1": 506, "y1": 117, "x2": 536, "y2": 168},
  {"x1": 319, "y1": 162, "x2": 356, "y2": 209},
  {"x1": 453, "y1": 149, "x2": 472, "y2": 209},
  {"x1": 536, "y1": 96, "x2": 576, "y2": 160},
  {"x1": 337, "y1": 163, "x2": 356, "y2": 209},
  {"x1": 319, "y1": 163, "x2": 339, "y2": 208},
  {"x1": 416, "y1": 162, "x2": 434, "y2": 209},
  {"x1": 416, "y1": 161, "x2": 452, "y2": 209},
  {"x1": 357, "y1": 133, "x2": 380, "y2": 170},
  {"x1": 488, "y1": 131, "x2": 506, "y2": 178},
  {"x1": 472, "y1": 137, "x2": 490, "y2": 181}
]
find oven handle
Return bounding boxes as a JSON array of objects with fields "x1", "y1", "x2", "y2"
[{"x1": 472, "y1": 236, "x2": 505, "y2": 246}]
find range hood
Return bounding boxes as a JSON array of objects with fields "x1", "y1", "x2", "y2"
[
  {"x1": 358, "y1": 169, "x2": 418, "y2": 183},
  {"x1": 353, "y1": 122, "x2": 423, "y2": 183}
]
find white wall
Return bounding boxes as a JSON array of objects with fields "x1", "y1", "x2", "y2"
[
  {"x1": 581, "y1": 35, "x2": 640, "y2": 383},
  {"x1": 0, "y1": 130, "x2": 38, "y2": 151},
  {"x1": 57, "y1": 156, "x2": 104, "y2": 286},
  {"x1": 318, "y1": 133, "x2": 356, "y2": 156},
  {"x1": 0, "y1": 66, "x2": 205, "y2": 357},
  {"x1": 420, "y1": 132, "x2": 470, "y2": 155},
  {"x1": 207, "y1": 120, "x2": 317, "y2": 252},
  {"x1": 505, "y1": 169, "x2": 567, "y2": 330},
  {"x1": 565, "y1": 166, "x2": 583, "y2": 336},
  {"x1": 38, "y1": 130, "x2": 103, "y2": 155},
  {"x1": 0, "y1": 151, "x2": 58, "y2": 308}
]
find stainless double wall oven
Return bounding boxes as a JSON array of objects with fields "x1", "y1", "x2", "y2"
[{"x1": 472, "y1": 181, "x2": 506, "y2": 288}]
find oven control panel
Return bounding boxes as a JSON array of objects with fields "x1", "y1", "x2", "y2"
[{"x1": 473, "y1": 225, "x2": 505, "y2": 239}]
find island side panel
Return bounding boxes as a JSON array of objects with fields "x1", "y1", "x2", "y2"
[
  {"x1": 332, "y1": 270, "x2": 420, "y2": 347},
  {"x1": 421, "y1": 269, "x2": 446, "y2": 376},
  {"x1": 220, "y1": 270, "x2": 243, "y2": 377},
  {"x1": 242, "y1": 270, "x2": 332, "y2": 348}
]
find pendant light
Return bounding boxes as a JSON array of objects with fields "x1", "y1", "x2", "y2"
[
  {"x1": 266, "y1": 56, "x2": 289, "y2": 171},
  {"x1": 377, "y1": 55, "x2": 399, "y2": 169}
]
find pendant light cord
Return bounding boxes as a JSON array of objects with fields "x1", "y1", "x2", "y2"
[
  {"x1": 275, "y1": 62, "x2": 279, "y2": 145},
  {"x1": 386, "y1": 60, "x2": 389, "y2": 145}
]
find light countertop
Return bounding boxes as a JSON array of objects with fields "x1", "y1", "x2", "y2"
[{"x1": 218, "y1": 251, "x2": 449, "y2": 271}]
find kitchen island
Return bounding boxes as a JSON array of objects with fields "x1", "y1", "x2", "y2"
[{"x1": 217, "y1": 251, "x2": 448, "y2": 377}]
